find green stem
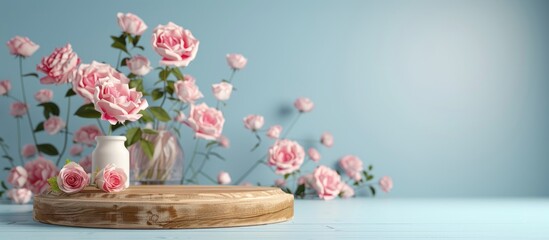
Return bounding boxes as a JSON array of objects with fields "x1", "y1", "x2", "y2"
[
  {"x1": 199, "y1": 171, "x2": 217, "y2": 184},
  {"x1": 18, "y1": 57, "x2": 39, "y2": 153},
  {"x1": 6, "y1": 94, "x2": 22, "y2": 102},
  {"x1": 156, "y1": 77, "x2": 168, "y2": 129},
  {"x1": 56, "y1": 94, "x2": 71, "y2": 166},
  {"x1": 0, "y1": 142, "x2": 15, "y2": 167},
  {"x1": 282, "y1": 113, "x2": 301, "y2": 139},
  {"x1": 115, "y1": 50, "x2": 122, "y2": 70},
  {"x1": 235, "y1": 154, "x2": 267, "y2": 185},
  {"x1": 16, "y1": 118, "x2": 24, "y2": 165},
  {"x1": 181, "y1": 140, "x2": 200, "y2": 184},
  {"x1": 95, "y1": 118, "x2": 106, "y2": 135}
]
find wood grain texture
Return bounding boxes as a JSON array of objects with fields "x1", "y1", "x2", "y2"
[{"x1": 33, "y1": 185, "x2": 294, "y2": 229}]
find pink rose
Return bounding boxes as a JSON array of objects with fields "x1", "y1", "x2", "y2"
[
  {"x1": 174, "y1": 111, "x2": 186, "y2": 123},
  {"x1": 70, "y1": 145, "x2": 84, "y2": 156},
  {"x1": 298, "y1": 174, "x2": 313, "y2": 187},
  {"x1": 117, "y1": 12, "x2": 148, "y2": 36},
  {"x1": 243, "y1": 114, "x2": 264, "y2": 131},
  {"x1": 340, "y1": 183, "x2": 355, "y2": 199},
  {"x1": 217, "y1": 171, "x2": 231, "y2": 185},
  {"x1": 308, "y1": 148, "x2": 321, "y2": 162},
  {"x1": 73, "y1": 61, "x2": 129, "y2": 102},
  {"x1": 95, "y1": 164, "x2": 127, "y2": 193},
  {"x1": 36, "y1": 44, "x2": 80, "y2": 85},
  {"x1": 73, "y1": 125, "x2": 102, "y2": 146},
  {"x1": 312, "y1": 165, "x2": 342, "y2": 200},
  {"x1": 24, "y1": 157, "x2": 58, "y2": 194},
  {"x1": 44, "y1": 116, "x2": 66, "y2": 135},
  {"x1": 218, "y1": 135, "x2": 230, "y2": 148},
  {"x1": 379, "y1": 176, "x2": 393, "y2": 193},
  {"x1": 339, "y1": 155, "x2": 364, "y2": 181},
  {"x1": 57, "y1": 162, "x2": 90, "y2": 194},
  {"x1": 0, "y1": 80, "x2": 11, "y2": 95},
  {"x1": 266, "y1": 125, "x2": 282, "y2": 139},
  {"x1": 10, "y1": 102, "x2": 27, "y2": 117},
  {"x1": 34, "y1": 89, "x2": 54, "y2": 103},
  {"x1": 174, "y1": 75, "x2": 203, "y2": 103},
  {"x1": 7, "y1": 166, "x2": 28, "y2": 188},
  {"x1": 126, "y1": 55, "x2": 152, "y2": 76},
  {"x1": 152, "y1": 22, "x2": 199, "y2": 67},
  {"x1": 294, "y1": 97, "x2": 314, "y2": 112},
  {"x1": 275, "y1": 179, "x2": 286, "y2": 187},
  {"x1": 21, "y1": 144, "x2": 37, "y2": 158},
  {"x1": 6, "y1": 36, "x2": 39, "y2": 57},
  {"x1": 226, "y1": 53, "x2": 247, "y2": 70},
  {"x1": 267, "y1": 139, "x2": 305, "y2": 175},
  {"x1": 79, "y1": 155, "x2": 92, "y2": 173},
  {"x1": 93, "y1": 82, "x2": 149, "y2": 125},
  {"x1": 321, "y1": 132, "x2": 334, "y2": 147},
  {"x1": 7, "y1": 188, "x2": 32, "y2": 204},
  {"x1": 184, "y1": 103, "x2": 225, "y2": 140},
  {"x1": 211, "y1": 82, "x2": 233, "y2": 101}
]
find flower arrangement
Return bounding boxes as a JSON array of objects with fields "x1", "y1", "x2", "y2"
[{"x1": 0, "y1": 12, "x2": 392, "y2": 203}]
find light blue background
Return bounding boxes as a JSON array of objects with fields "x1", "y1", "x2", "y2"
[{"x1": 1, "y1": 0, "x2": 548, "y2": 197}]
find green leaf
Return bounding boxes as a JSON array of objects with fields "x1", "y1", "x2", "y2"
[
  {"x1": 34, "y1": 122, "x2": 44, "y2": 132},
  {"x1": 140, "y1": 139, "x2": 154, "y2": 160},
  {"x1": 47, "y1": 177, "x2": 61, "y2": 192},
  {"x1": 110, "y1": 34, "x2": 127, "y2": 46},
  {"x1": 149, "y1": 106, "x2": 170, "y2": 122},
  {"x1": 159, "y1": 68, "x2": 170, "y2": 80},
  {"x1": 139, "y1": 110, "x2": 154, "y2": 123},
  {"x1": 38, "y1": 102, "x2": 60, "y2": 118},
  {"x1": 284, "y1": 173, "x2": 291, "y2": 180},
  {"x1": 65, "y1": 88, "x2": 76, "y2": 97},
  {"x1": 121, "y1": 57, "x2": 130, "y2": 67},
  {"x1": 135, "y1": 46, "x2": 145, "y2": 51},
  {"x1": 353, "y1": 181, "x2": 359, "y2": 186},
  {"x1": 366, "y1": 174, "x2": 374, "y2": 181},
  {"x1": 125, "y1": 127, "x2": 142, "y2": 147},
  {"x1": 2, "y1": 155, "x2": 13, "y2": 161},
  {"x1": 1, "y1": 180, "x2": 8, "y2": 190},
  {"x1": 37, "y1": 143, "x2": 59, "y2": 156},
  {"x1": 368, "y1": 165, "x2": 373, "y2": 171},
  {"x1": 74, "y1": 103, "x2": 101, "y2": 118},
  {"x1": 166, "y1": 80, "x2": 175, "y2": 95},
  {"x1": 132, "y1": 35, "x2": 141, "y2": 46},
  {"x1": 142, "y1": 128, "x2": 158, "y2": 135},
  {"x1": 172, "y1": 67, "x2": 184, "y2": 80},
  {"x1": 110, "y1": 122, "x2": 126, "y2": 132},
  {"x1": 209, "y1": 152, "x2": 225, "y2": 161},
  {"x1": 23, "y1": 73, "x2": 39, "y2": 78},
  {"x1": 369, "y1": 186, "x2": 376, "y2": 196},
  {"x1": 111, "y1": 41, "x2": 129, "y2": 55},
  {"x1": 295, "y1": 184, "x2": 306, "y2": 198},
  {"x1": 3, "y1": 167, "x2": 11, "y2": 171},
  {"x1": 205, "y1": 141, "x2": 218, "y2": 149},
  {"x1": 151, "y1": 88, "x2": 164, "y2": 101},
  {"x1": 65, "y1": 159, "x2": 71, "y2": 165}
]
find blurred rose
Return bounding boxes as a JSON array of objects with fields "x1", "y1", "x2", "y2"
[
  {"x1": 21, "y1": 144, "x2": 36, "y2": 158},
  {"x1": 70, "y1": 145, "x2": 84, "y2": 156},
  {"x1": 6, "y1": 36, "x2": 39, "y2": 57},
  {"x1": 117, "y1": 12, "x2": 148, "y2": 36},
  {"x1": 308, "y1": 148, "x2": 321, "y2": 162},
  {"x1": 79, "y1": 155, "x2": 92, "y2": 173},
  {"x1": 93, "y1": 82, "x2": 149, "y2": 125},
  {"x1": 74, "y1": 125, "x2": 102, "y2": 146},
  {"x1": 174, "y1": 75, "x2": 203, "y2": 103},
  {"x1": 95, "y1": 164, "x2": 127, "y2": 193},
  {"x1": 44, "y1": 116, "x2": 65, "y2": 135},
  {"x1": 126, "y1": 55, "x2": 152, "y2": 76},
  {"x1": 24, "y1": 157, "x2": 58, "y2": 194},
  {"x1": 36, "y1": 44, "x2": 80, "y2": 85},
  {"x1": 7, "y1": 166, "x2": 28, "y2": 188},
  {"x1": 267, "y1": 139, "x2": 305, "y2": 175},
  {"x1": 73, "y1": 61, "x2": 129, "y2": 102},
  {"x1": 243, "y1": 114, "x2": 264, "y2": 131},
  {"x1": 275, "y1": 178, "x2": 286, "y2": 187},
  {"x1": 312, "y1": 165, "x2": 342, "y2": 200},
  {"x1": 340, "y1": 183, "x2": 355, "y2": 199},
  {"x1": 7, "y1": 188, "x2": 32, "y2": 204},
  {"x1": 298, "y1": 174, "x2": 313, "y2": 187},
  {"x1": 211, "y1": 82, "x2": 233, "y2": 101},
  {"x1": 217, "y1": 171, "x2": 231, "y2": 185},
  {"x1": 34, "y1": 89, "x2": 53, "y2": 103},
  {"x1": 174, "y1": 111, "x2": 186, "y2": 123},
  {"x1": 218, "y1": 135, "x2": 230, "y2": 148},
  {"x1": 379, "y1": 176, "x2": 393, "y2": 193},
  {"x1": 339, "y1": 155, "x2": 363, "y2": 181},
  {"x1": 226, "y1": 53, "x2": 247, "y2": 70},
  {"x1": 10, "y1": 102, "x2": 27, "y2": 117},
  {"x1": 294, "y1": 97, "x2": 314, "y2": 112},
  {"x1": 266, "y1": 125, "x2": 282, "y2": 139},
  {"x1": 152, "y1": 22, "x2": 199, "y2": 67},
  {"x1": 321, "y1": 132, "x2": 334, "y2": 148},
  {"x1": 0, "y1": 80, "x2": 11, "y2": 95},
  {"x1": 184, "y1": 103, "x2": 225, "y2": 140},
  {"x1": 57, "y1": 162, "x2": 89, "y2": 194}
]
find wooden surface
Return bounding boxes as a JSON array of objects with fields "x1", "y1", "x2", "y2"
[{"x1": 33, "y1": 185, "x2": 294, "y2": 229}]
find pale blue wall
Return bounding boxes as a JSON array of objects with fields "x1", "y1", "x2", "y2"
[{"x1": 1, "y1": 0, "x2": 549, "y2": 197}]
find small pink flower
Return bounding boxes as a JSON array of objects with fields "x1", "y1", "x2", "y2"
[
  {"x1": 126, "y1": 55, "x2": 152, "y2": 76},
  {"x1": 7, "y1": 188, "x2": 32, "y2": 204},
  {"x1": 74, "y1": 125, "x2": 102, "y2": 146},
  {"x1": 275, "y1": 178, "x2": 286, "y2": 187},
  {"x1": 340, "y1": 183, "x2": 355, "y2": 199},
  {"x1": 34, "y1": 89, "x2": 54, "y2": 103},
  {"x1": 70, "y1": 145, "x2": 84, "y2": 156},
  {"x1": 117, "y1": 12, "x2": 148, "y2": 36},
  {"x1": 57, "y1": 162, "x2": 90, "y2": 194},
  {"x1": 152, "y1": 22, "x2": 199, "y2": 67},
  {"x1": 243, "y1": 114, "x2": 264, "y2": 131},
  {"x1": 240, "y1": 182, "x2": 253, "y2": 187},
  {"x1": 294, "y1": 97, "x2": 314, "y2": 113},
  {"x1": 44, "y1": 116, "x2": 66, "y2": 135},
  {"x1": 379, "y1": 176, "x2": 393, "y2": 193},
  {"x1": 78, "y1": 155, "x2": 92, "y2": 173},
  {"x1": 7, "y1": 166, "x2": 28, "y2": 188},
  {"x1": 298, "y1": 174, "x2": 313, "y2": 187},
  {"x1": 312, "y1": 165, "x2": 342, "y2": 200},
  {"x1": 36, "y1": 44, "x2": 80, "y2": 85},
  {"x1": 266, "y1": 125, "x2": 282, "y2": 139},
  {"x1": 268, "y1": 139, "x2": 305, "y2": 175},
  {"x1": 320, "y1": 132, "x2": 334, "y2": 148},
  {"x1": 24, "y1": 157, "x2": 58, "y2": 194},
  {"x1": 21, "y1": 144, "x2": 37, "y2": 158},
  {"x1": 339, "y1": 155, "x2": 364, "y2": 181},
  {"x1": 174, "y1": 75, "x2": 203, "y2": 103},
  {"x1": 217, "y1": 171, "x2": 231, "y2": 185},
  {"x1": 95, "y1": 164, "x2": 127, "y2": 193},
  {"x1": 73, "y1": 61, "x2": 130, "y2": 103},
  {"x1": 184, "y1": 103, "x2": 225, "y2": 140},
  {"x1": 93, "y1": 81, "x2": 149, "y2": 125},
  {"x1": 10, "y1": 102, "x2": 27, "y2": 117},
  {"x1": 174, "y1": 111, "x2": 186, "y2": 123},
  {"x1": 308, "y1": 148, "x2": 321, "y2": 162},
  {"x1": 6, "y1": 36, "x2": 39, "y2": 57},
  {"x1": 226, "y1": 54, "x2": 247, "y2": 70},
  {"x1": 211, "y1": 82, "x2": 233, "y2": 101},
  {"x1": 0, "y1": 80, "x2": 11, "y2": 95},
  {"x1": 218, "y1": 135, "x2": 230, "y2": 148}
]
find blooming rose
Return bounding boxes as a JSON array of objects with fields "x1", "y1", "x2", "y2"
[
  {"x1": 267, "y1": 139, "x2": 305, "y2": 175},
  {"x1": 21, "y1": 144, "x2": 37, "y2": 158},
  {"x1": 6, "y1": 36, "x2": 39, "y2": 57},
  {"x1": 275, "y1": 179, "x2": 286, "y2": 187},
  {"x1": 211, "y1": 82, "x2": 233, "y2": 101},
  {"x1": 73, "y1": 61, "x2": 129, "y2": 102},
  {"x1": 294, "y1": 97, "x2": 314, "y2": 112},
  {"x1": 73, "y1": 125, "x2": 102, "y2": 146},
  {"x1": 117, "y1": 12, "x2": 148, "y2": 36},
  {"x1": 24, "y1": 157, "x2": 58, "y2": 194},
  {"x1": 321, "y1": 132, "x2": 334, "y2": 147},
  {"x1": 243, "y1": 114, "x2": 264, "y2": 131},
  {"x1": 308, "y1": 148, "x2": 321, "y2": 162},
  {"x1": 7, "y1": 166, "x2": 28, "y2": 188},
  {"x1": 152, "y1": 22, "x2": 199, "y2": 67},
  {"x1": 44, "y1": 116, "x2": 66, "y2": 135},
  {"x1": 339, "y1": 155, "x2": 364, "y2": 181},
  {"x1": 126, "y1": 55, "x2": 152, "y2": 76},
  {"x1": 298, "y1": 174, "x2": 313, "y2": 187},
  {"x1": 95, "y1": 164, "x2": 127, "y2": 193},
  {"x1": 218, "y1": 135, "x2": 230, "y2": 148},
  {"x1": 93, "y1": 82, "x2": 149, "y2": 125},
  {"x1": 217, "y1": 171, "x2": 231, "y2": 185},
  {"x1": 184, "y1": 103, "x2": 225, "y2": 140},
  {"x1": 379, "y1": 176, "x2": 393, "y2": 193},
  {"x1": 0, "y1": 80, "x2": 11, "y2": 95},
  {"x1": 34, "y1": 89, "x2": 53, "y2": 103},
  {"x1": 7, "y1": 188, "x2": 32, "y2": 204},
  {"x1": 340, "y1": 183, "x2": 355, "y2": 199},
  {"x1": 174, "y1": 75, "x2": 203, "y2": 103},
  {"x1": 36, "y1": 44, "x2": 80, "y2": 85},
  {"x1": 10, "y1": 102, "x2": 27, "y2": 117},
  {"x1": 70, "y1": 145, "x2": 84, "y2": 156},
  {"x1": 312, "y1": 165, "x2": 342, "y2": 200},
  {"x1": 79, "y1": 155, "x2": 92, "y2": 173},
  {"x1": 56, "y1": 162, "x2": 89, "y2": 194},
  {"x1": 266, "y1": 125, "x2": 282, "y2": 139},
  {"x1": 226, "y1": 54, "x2": 247, "y2": 70}
]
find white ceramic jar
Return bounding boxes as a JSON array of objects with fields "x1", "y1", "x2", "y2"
[{"x1": 92, "y1": 136, "x2": 130, "y2": 188}]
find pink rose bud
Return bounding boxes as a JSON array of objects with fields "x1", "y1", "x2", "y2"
[
  {"x1": 218, "y1": 135, "x2": 230, "y2": 148},
  {"x1": 36, "y1": 44, "x2": 80, "y2": 85},
  {"x1": 6, "y1": 36, "x2": 39, "y2": 57},
  {"x1": 174, "y1": 111, "x2": 186, "y2": 123},
  {"x1": 152, "y1": 22, "x2": 199, "y2": 67},
  {"x1": 308, "y1": 148, "x2": 321, "y2": 162},
  {"x1": 126, "y1": 55, "x2": 152, "y2": 76},
  {"x1": 184, "y1": 103, "x2": 225, "y2": 140},
  {"x1": 268, "y1": 139, "x2": 305, "y2": 175},
  {"x1": 10, "y1": 102, "x2": 27, "y2": 117},
  {"x1": 243, "y1": 114, "x2": 264, "y2": 131},
  {"x1": 44, "y1": 116, "x2": 66, "y2": 135},
  {"x1": 266, "y1": 125, "x2": 282, "y2": 139},
  {"x1": 24, "y1": 157, "x2": 58, "y2": 194},
  {"x1": 312, "y1": 165, "x2": 342, "y2": 200},
  {"x1": 294, "y1": 97, "x2": 314, "y2": 113},
  {"x1": 211, "y1": 82, "x2": 233, "y2": 101},
  {"x1": 0, "y1": 80, "x2": 11, "y2": 95},
  {"x1": 93, "y1": 82, "x2": 149, "y2": 125},
  {"x1": 298, "y1": 174, "x2": 314, "y2": 187},
  {"x1": 73, "y1": 61, "x2": 130, "y2": 103},
  {"x1": 57, "y1": 162, "x2": 90, "y2": 194},
  {"x1": 226, "y1": 53, "x2": 247, "y2": 70},
  {"x1": 69, "y1": 145, "x2": 84, "y2": 156},
  {"x1": 339, "y1": 155, "x2": 364, "y2": 181},
  {"x1": 339, "y1": 183, "x2": 355, "y2": 199},
  {"x1": 7, "y1": 166, "x2": 28, "y2": 188},
  {"x1": 379, "y1": 176, "x2": 393, "y2": 193},
  {"x1": 73, "y1": 125, "x2": 102, "y2": 146},
  {"x1": 217, "y1": 171, "x2": 232, "y2": 185},
  {"x1": 7, "y1": 188, "x2": 32, "y2": 204},
  {"x1": 174, "y1": 75, "x2": 203, "y2": 103},
  {"x1": 34, "y1": 89, "x2": 53, "y2": 103},
  {"x1": 320, "y1": 132, "x2": 334, "y2": 148},
  {"x1": 21, "y1": 144, "x2": 37, "y2": 158},
  {"x1": 117, "y1": 12, "x2": 148, "y2": 36},
  {"x1": 275, "y1": 178, "x2": 286, "y2": 187},
  {"x1": 95, "y1": 164, "x2": 128, "y2": 193},
  {"x1": 78, "y1": 155, "x2": 92, "y2": 174}
]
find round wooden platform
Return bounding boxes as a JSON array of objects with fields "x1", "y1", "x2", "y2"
[{"x1": 33, "y1": 185, "x2": 294, "y2": 229}]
